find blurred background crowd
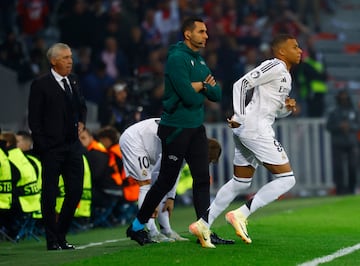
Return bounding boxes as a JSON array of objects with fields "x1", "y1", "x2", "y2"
[{"x1": 0, "y1": 0, "x2": 339, "y2": 130}]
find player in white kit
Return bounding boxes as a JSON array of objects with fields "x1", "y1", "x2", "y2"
[
  {"x1": 120, "y1": 118, "x2": 188, "y2": 242},
  {"x1": 189, "y1": 34, "x2": 302, "y2": 247}
]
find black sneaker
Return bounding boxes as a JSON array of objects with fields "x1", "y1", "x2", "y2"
[
  {"x1": 126, "y1": 225, "x2": 154, "y2": 246},
  {"x1": 196, "y1": 232, "x2": 235, "y2": 245},
  {"x1": 210, "y1": 232, "x2": 235, "y2": 244}
]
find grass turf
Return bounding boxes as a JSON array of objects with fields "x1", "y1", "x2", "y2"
[{"x1": 1, "y1": 195, "x2": 359, "y2": 266}]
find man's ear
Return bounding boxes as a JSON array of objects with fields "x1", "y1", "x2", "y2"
[
  {"x1": 184, "y1": 30, "x2": 191, "y2": 40},
  {"x1": 50, "y1": 57, "x2": 56, "y2": 67}
]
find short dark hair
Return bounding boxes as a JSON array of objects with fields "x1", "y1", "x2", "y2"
[
  {"x1": 181, "y1": 17, "x2": 204, "y2": 34},
  {"x1": 270, "y1": 34, "x2": 295, "y2": 50},
  {"x1": 96, "y1": 126, "x2": 120, "y2": 145},
  {"x1": 16, "y1": 130, "x2": 32, "y2": 138}
]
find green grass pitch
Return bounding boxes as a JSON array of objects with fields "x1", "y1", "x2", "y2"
[{"x1": 1, "y1": 195, "x2": 360, "y2": 266}]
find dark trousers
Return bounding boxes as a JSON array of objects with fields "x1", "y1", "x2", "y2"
[
  {"x1": 331, "y1": 145, "x2": 357, "y2": 195},
  {"x1": 137, "y1": 124, "x2": 210, "y2": 224},
  {"x1": 40, "y1": 141, "x2": 84, "y2": 244}
]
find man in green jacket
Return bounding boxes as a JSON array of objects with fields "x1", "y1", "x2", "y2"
[{"x1": 127, "y1": 17, "x2": 222, "y2": 246}]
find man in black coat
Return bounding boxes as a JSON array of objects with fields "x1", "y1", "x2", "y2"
[{"x1": 28, "y1": 42, "x2": 87, "y2": 250}]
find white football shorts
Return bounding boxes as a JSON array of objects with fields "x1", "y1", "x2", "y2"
[
  {"x1": 120, "y1": 137, "x2": 152, "y2": 182},
  {"x1": 233, "y1": 134, "x2": 289, "y2": 168}
]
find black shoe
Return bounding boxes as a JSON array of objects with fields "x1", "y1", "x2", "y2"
[
  {"x1": 210, "y1": 232, "x2": 235, "y2": 245},
  {"x1": 126, "y1": 225, "x2": 154, "y2": 246},
  {"x1": 47, "y1": 242, "x2": 61, "y2": 251},
  {"x1": 59, "y1": 241, "x2": 76, "y2": 250}
]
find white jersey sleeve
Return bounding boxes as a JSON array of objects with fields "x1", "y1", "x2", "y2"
[
  {"x1": 232, "y1": 59, "x2": 283, "y2": 124},
  {"x1": 232, "y1": 59, "x2": 293, "y2": 139}
]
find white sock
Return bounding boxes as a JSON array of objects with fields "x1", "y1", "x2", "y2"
[
  {"x1": 158, "y1": 198, "x2": 171, "y2": 234},
  {"x1": 147, "y1": 218, "x2": 159, "y2": 236},
  {"x1": 208, "y1": 176, "x2": 252, "y2": 226},
  {"x1": 240, "y1": 172, "x2": 296, "y2": 218},
  {"x1": 138, "y1": 184, "x2": 151, "y2": 208}
]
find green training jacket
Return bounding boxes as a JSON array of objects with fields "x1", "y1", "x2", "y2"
[{"x1": 161, "y1": 41, "x2": 222, "y2": 128}]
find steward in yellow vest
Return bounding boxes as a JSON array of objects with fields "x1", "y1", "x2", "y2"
[
  {"x1": 7, "y1": 147, "x2": 41, "y2": 213},
  {"x1": 25, "y1": 153, "x2": 43, "y2": 219},
  {"x1": 0, "y1": 135, "x2": 21, "y2": 239},
  {"x1": 297, "y1": 50, "x2": 328, "y2": 117},
  {"x1": 56, "y1": 155, "x2": 92, "y2": 218},
  {"x1": 0, "y1": 145, "x2": 12, "y2": 210}
]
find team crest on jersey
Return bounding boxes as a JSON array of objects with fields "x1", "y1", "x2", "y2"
[
  {"x1": 191, "y1": 60, "x2": 194, "y2": 66},
  {"x1": 250, "y1": 71, "x2": 260, "y2": 78},
  {"x1": 142, "y1": 169, "x2": 148, "y2": 177},
  {"x1": 168, "y1": 155, "x2": 178, "y2": 161}
]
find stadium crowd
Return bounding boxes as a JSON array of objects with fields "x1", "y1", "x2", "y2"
[
  {"x1": 1, "y1": 0, "x2": 347, "y2": 243},
  {"x1": 0, "y1": 0, "x2": 336, "y2": 124}
]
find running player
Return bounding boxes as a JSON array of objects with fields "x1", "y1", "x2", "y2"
[{"x1": 189, "y1": 34, "x2": 302, "y2": 247}]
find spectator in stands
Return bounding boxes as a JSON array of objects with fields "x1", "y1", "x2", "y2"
[
  {"x1": 141, "y1": 8, "x2": 163, "y2": 51},
  {"x1": 0, "y1": 30, "x2": 27, "y2": 72},
  {"x1": 98, "y1": 81, "x2": 142, "y2": 133},
  {"x1": 16, "y1": 0, "x2": 49, "y2": 47},
  {"x1": 89, "y1": 0, "x2": 112, "y2": 54},
  {"x1": 106, "y1": 0, "x2": 137, "y2": 54},
  {"x1": 15, "y1": 49, "x2": 45, "y2": 83},
  {"x1": 57, "y1": 0, "x2": 95, "y2": 50},
  {"x1": 73, "y1": 47, "x2": 93, "y2": 83},
  {"x1": 297, "y1": 0, "x2": 321, "y2": 32},
  {"x1": 99, "y1": 36, "x2": 129, "y2": 80},
  {"x1": 124, "y1": 26, "x2": 150, "y2": 76},
  {"x1": 0, "y1": 1, "x2": 16, "y2": 40},
  {"x1": 326, "y1": 89, "x2": 359, "y2": 195},
  {"x1": 81, "y1": 60, "x2": 115, "y2": 107},
  {"x1": 154, "y1": 0, "x2": 181, "y2": 46},
  {"x1": 178, "y1": 0, "x2": 203, "y2": 18},
  {"x1": 270, "y1": 3, "x2": 311, "y2": 38},
  {"x1": 28, "y1": 36, "x2": 48, "y2": 77},
  {"x1": 143, "y1": 79, "x2": 164, "y2": 119}
]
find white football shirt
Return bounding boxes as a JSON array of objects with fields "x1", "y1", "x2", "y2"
[
  {"x1": 119, "y1": 118, "x2": 178, "y2": 199},
  {"x1": 120, "y1": 118, "x2": 161, "y2": 179},
  {"x1": 232, "y1": 58, "x2": 293, "y2": 139}
]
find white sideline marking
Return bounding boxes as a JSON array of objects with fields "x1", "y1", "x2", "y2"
[
  {"x1": 76, "y1": 238, "x2": 128, "y2": 250},
  {"x1": 298, "y1": 243, "x2": 360, "y2": 266}
]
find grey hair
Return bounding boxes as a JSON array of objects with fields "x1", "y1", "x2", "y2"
[{"x1": 46, "y1": 43, "x2": 71, "y2": 61}]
